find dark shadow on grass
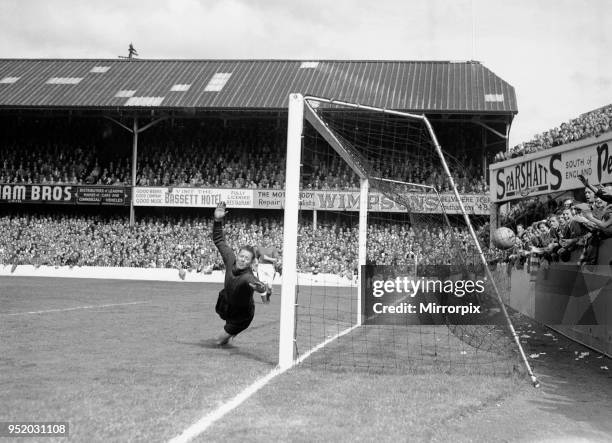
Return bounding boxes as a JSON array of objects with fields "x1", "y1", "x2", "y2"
[
  {"x1": 191, "y1": 338, "x2": 235, "y2": 349},
  {"x1": 514, "y1": 317, "x2": 612, "y2": 437},
  {"x1": 247, "y1": 319, "x2": 279, "y2": 332},
  {"x1": 224, "y1": 347, "x2": 276, "y2": 366},
  {"x1": 524, "y1": 369, "x2": 612, "y2": 437}
]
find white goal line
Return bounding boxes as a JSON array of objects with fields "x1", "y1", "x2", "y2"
[
  {"x1": 1, "y1": 301, "x2": 150, "y2": 316},
  {"x1": 168, "y1": 323, "x2": 359, "y2": 443}
]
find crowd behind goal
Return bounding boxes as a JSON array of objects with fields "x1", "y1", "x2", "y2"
[{"x1": 0, "y1": 211, "x2": 493, "y2": 277}]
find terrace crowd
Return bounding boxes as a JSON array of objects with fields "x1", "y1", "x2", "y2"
[
  {"x1": 0, "y1": 213, "x2": 488, "y2": 277},
  {"x1": 0, "y1": 143, "x2": 132, "y2": 186},
  {"x1": 0, "y1": 117, "x2": 489, "y2": 193},
  {"x1": 0, "y1": 141, "x2": 489, "y2": 193},
  {"x1": 502, "y1": 179, "x2": 612, "y2": 267},
  {"x1": 496, "y1": 104, "x2": 612, "y2": 161}
]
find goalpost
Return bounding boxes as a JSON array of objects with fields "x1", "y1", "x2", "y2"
[
  {"x1": 279, "y1": 93, "x2": 538, "y2": 386},
  {"x1": 279, "y1": 94, "x2": 369, "y2": 370}
]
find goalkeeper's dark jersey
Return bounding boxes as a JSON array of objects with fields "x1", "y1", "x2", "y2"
[{"x1": 212, "y1": 220, "x2": 262, "y2": 308}]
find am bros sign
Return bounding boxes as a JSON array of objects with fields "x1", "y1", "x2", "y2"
[
  {"x1": 0, "y1": 184, "x2": 129, "y2": 205},
  {"x1": 490, "y1": 134, "x2": 612, "y2": 203}
]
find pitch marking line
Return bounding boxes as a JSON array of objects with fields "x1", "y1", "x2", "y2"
[
  {"x1": 1, "y1": 301, "x2": 150, "y2": 316},
  {"x1": 168, "y1": 324, "x2": 359, "y2": 443}
]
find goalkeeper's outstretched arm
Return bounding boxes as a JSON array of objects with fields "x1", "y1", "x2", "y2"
[{"x1": 212, "y1": 202, "x2": 235, "y2": 266}]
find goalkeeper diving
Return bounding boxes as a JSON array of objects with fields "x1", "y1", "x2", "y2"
[{"x1": 212, "y1": 202, "x2": 268, "y2": 346}]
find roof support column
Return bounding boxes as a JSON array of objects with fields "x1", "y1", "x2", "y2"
[
  {"x1": 130, "y1": 118, "x2": 138, "y2": 226},
  {"x1": 104, "y1": 115, "x2": 168, "y2": 226}
]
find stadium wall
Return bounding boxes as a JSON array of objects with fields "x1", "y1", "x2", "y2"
[
  {"x1": 498, "y1": 241, "x2": 612, "y2": 358},
  {"x1": 0, "y1": 264, "x2": 356, "y2": 287}
]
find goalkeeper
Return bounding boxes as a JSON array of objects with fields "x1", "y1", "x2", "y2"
[{"x1": 212, "y1": 202, "x2": 267, "y2": 346}]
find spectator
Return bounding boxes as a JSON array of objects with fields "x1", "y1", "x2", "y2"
[{"x1": 495, "y1": 104, "x2": 612, "y2": 161}]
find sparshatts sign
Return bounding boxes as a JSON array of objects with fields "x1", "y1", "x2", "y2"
[{"x1": 490, "y1": 134, "x2": 612, "y2": 203}]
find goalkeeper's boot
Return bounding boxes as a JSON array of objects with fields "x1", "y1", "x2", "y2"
[{"x1": 215, "y1": 333, "x2": 233, "y2": 346}]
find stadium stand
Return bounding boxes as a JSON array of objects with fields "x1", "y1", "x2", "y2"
[{"x1": 0, "y1": 59, "x2": 505, "y2": 275}]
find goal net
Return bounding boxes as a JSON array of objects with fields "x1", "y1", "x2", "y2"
[{"x1": 279, "y1": 94, "x2": 538, "y2": 385}]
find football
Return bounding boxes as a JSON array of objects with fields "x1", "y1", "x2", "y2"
[{"x1": 492, "y1": 227, "x2": 516, "y2": 250}]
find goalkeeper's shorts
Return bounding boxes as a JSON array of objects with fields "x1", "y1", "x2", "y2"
[
  {"x1": 257, "y1": 263, "x2": 276, "y2": 286},
  {"x1": 215, "y1": 289, "x2": 255, "y2": 336}
]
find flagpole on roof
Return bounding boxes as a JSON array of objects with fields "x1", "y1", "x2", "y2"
[{"x1": 471, "y1": 0, "x2": 477, "y2": 60}]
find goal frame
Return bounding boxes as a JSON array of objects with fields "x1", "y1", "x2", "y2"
[{"x1": 278, "y1": 93, "x2": 539, "y2": 387}]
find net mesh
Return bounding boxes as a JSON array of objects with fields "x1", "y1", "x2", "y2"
[{"x1": 293, "y1": 99, "x2": 524, "y2": 376}]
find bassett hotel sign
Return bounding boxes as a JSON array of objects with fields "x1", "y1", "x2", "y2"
[
  {"x1": 133, "y1": 187, "x2": 253, "y2": 207},
  {"x1": 490, "y1": 133, "x2": 612, "y2": 203}
]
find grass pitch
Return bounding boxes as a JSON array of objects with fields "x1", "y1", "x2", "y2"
[
  {"x1": 2, "y1": 276, "x2": 610, "y2": 442},
  {"x1": 0, "y1": 276, "x2": 279, "y2": 441}
]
